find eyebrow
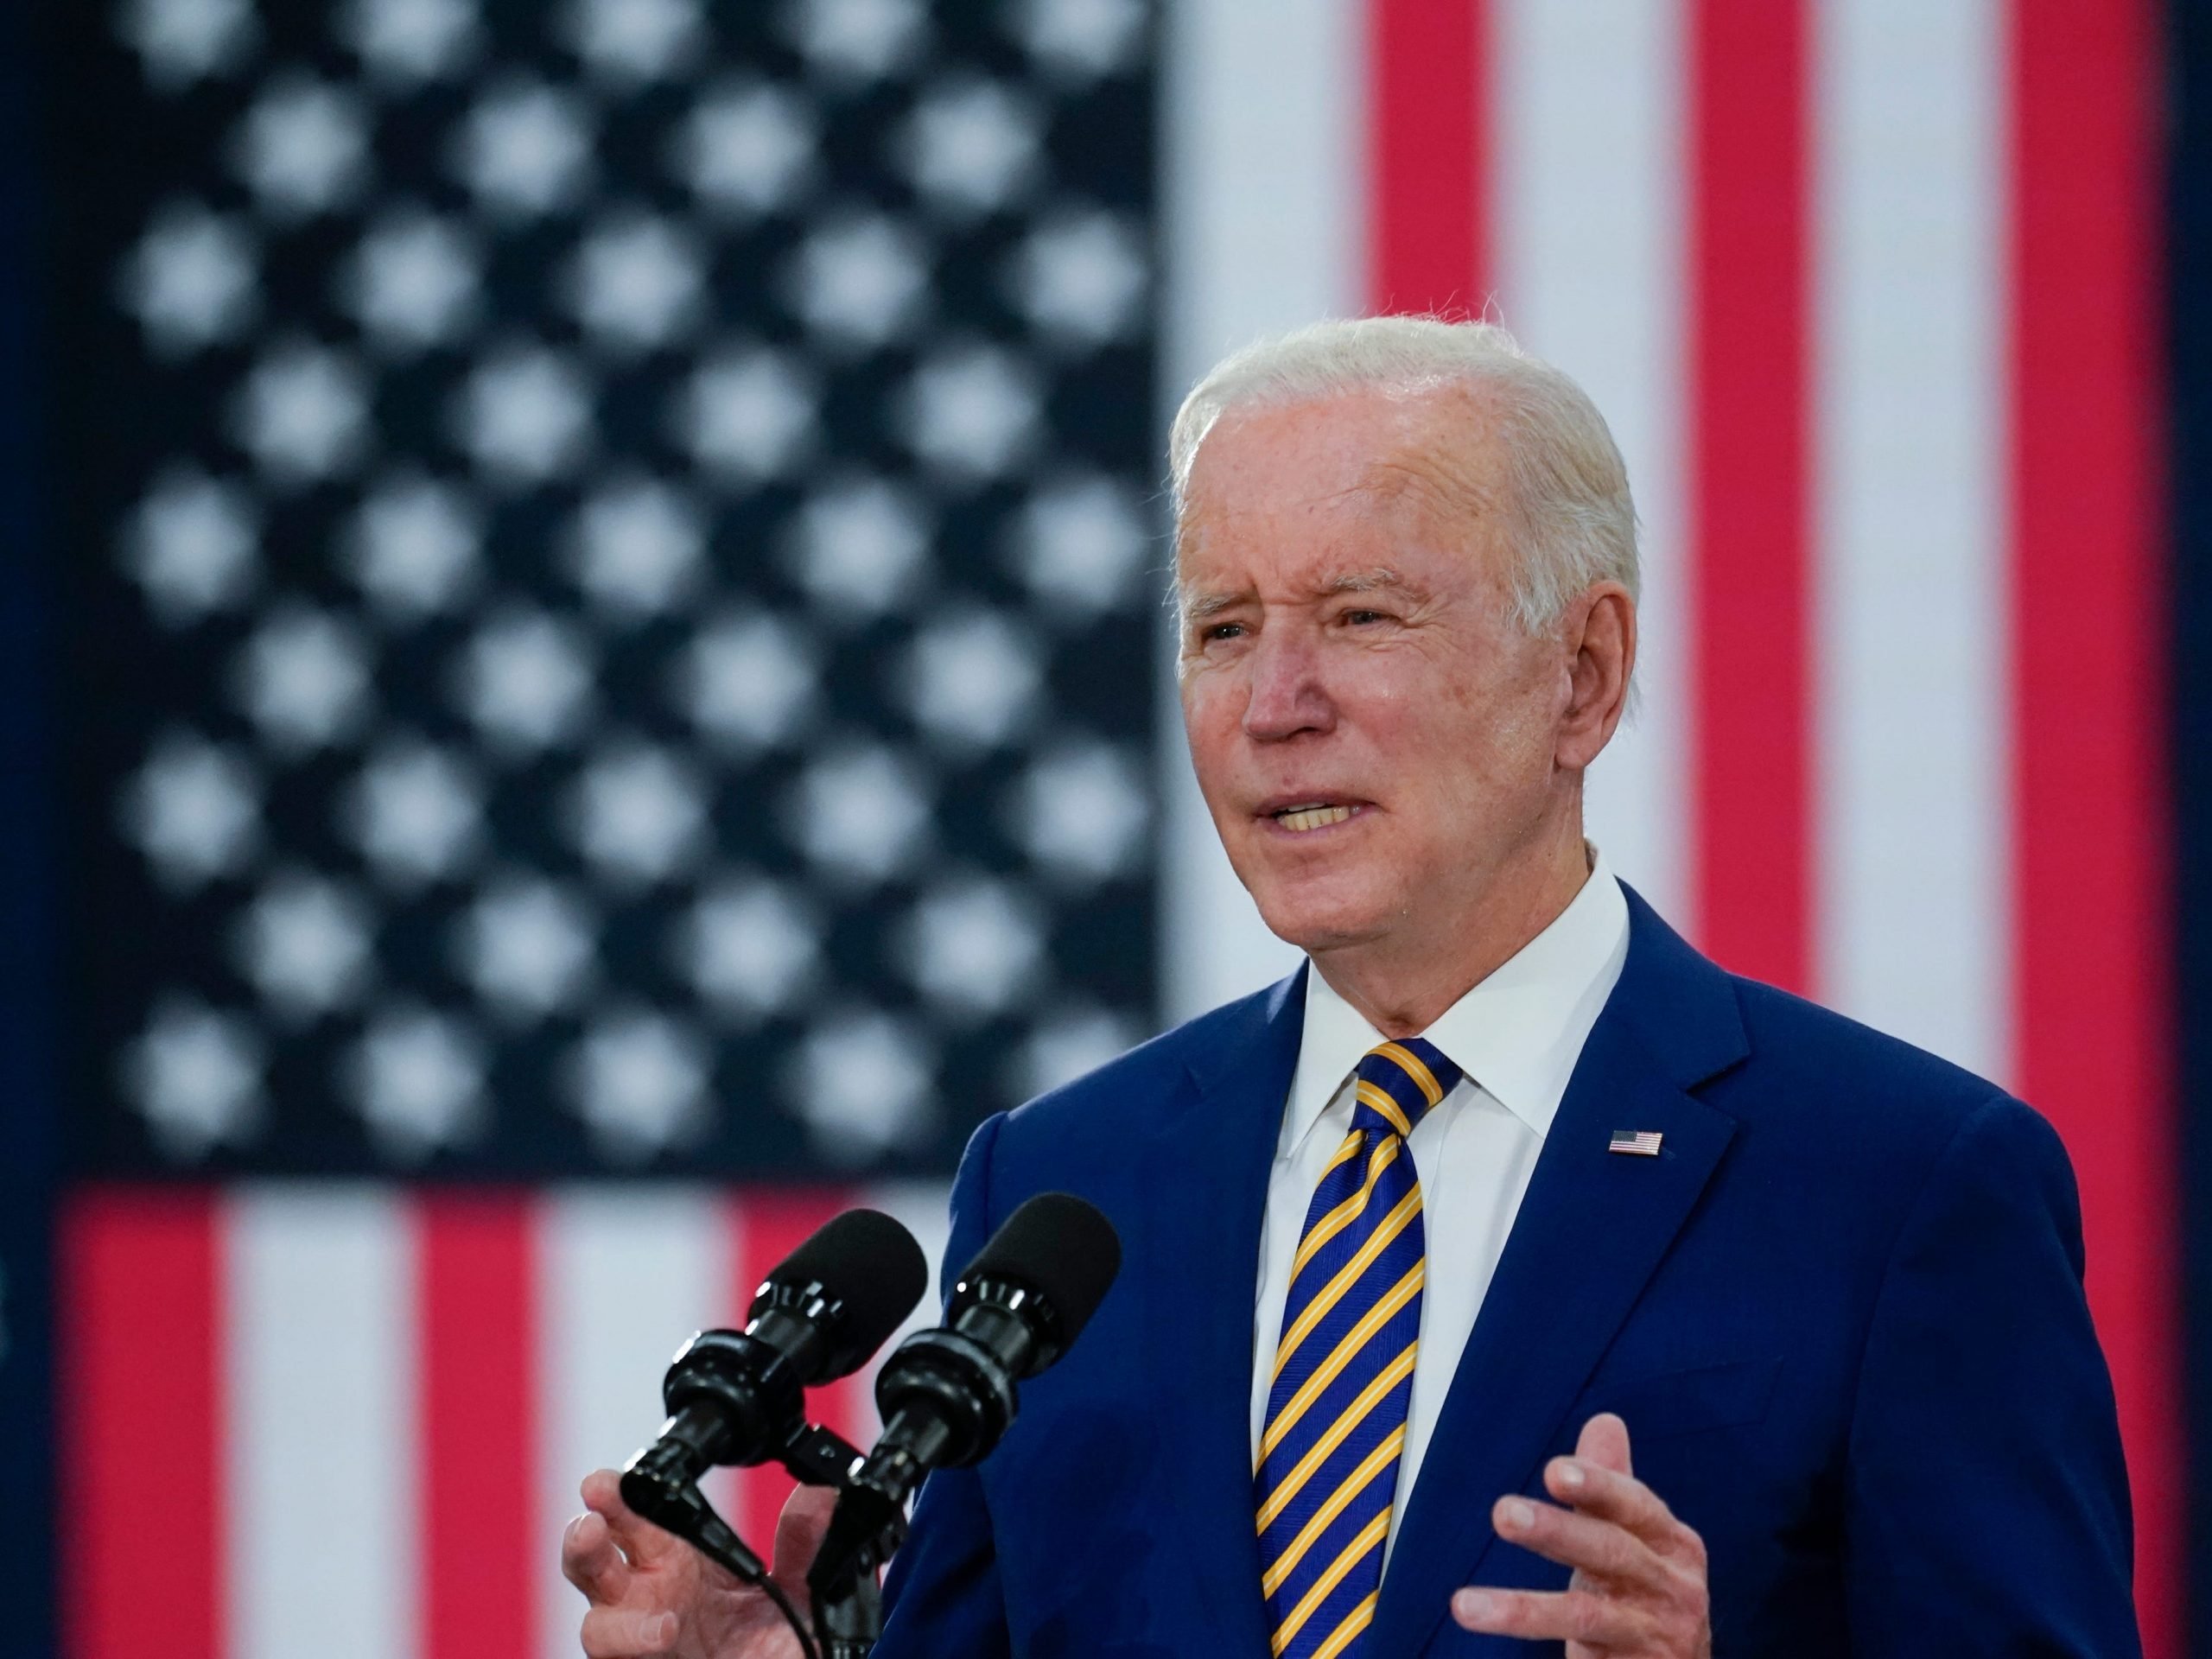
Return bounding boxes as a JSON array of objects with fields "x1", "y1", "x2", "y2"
[{"x1": 1177, "y1": 568, "x2": 1413, "y2": 626}]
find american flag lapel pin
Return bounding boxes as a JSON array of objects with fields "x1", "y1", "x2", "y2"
[{"x1": 1608, "y1": 1129, "x2": 1664, "y2": 1157}]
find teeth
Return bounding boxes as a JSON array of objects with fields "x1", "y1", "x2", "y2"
[{"x1": 1278, "y1": 805, "x2": 1354, "y2": 833}]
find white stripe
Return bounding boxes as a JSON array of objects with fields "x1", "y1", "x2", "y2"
[
  {"x1": 859, "y1": 1179, "x2": 959, "y2": 1439},
  {"x1": 1814, "y1": 0, "x2": 2010, "y2": 1079},
  {"x1": 537, "y1": 1186, "x2": 729, "y2": 1659},
  {"x1": 1159, "y1": 0, "x2": 1364, "y2": 1020},
  {"x1": 1492, "y1": 0, "x2": 1689, "y2": 921},
  {"x1": 226, "y1": 1186, "x2": 416, "y2": 1659}
]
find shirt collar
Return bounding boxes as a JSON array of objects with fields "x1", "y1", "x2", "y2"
[{"x1": 1282, "y1": 848, "x2": 1631, "y2": 1146}]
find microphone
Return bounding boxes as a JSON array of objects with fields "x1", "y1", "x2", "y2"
[
  {"x1": 808, "y1": 1192, "x2": 1122, "y2": 1597},
  {"x1": 621, "y1": 1208, "x2": 929, "y2": 1524}
]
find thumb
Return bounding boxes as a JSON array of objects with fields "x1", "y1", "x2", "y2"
[
  {"x1": 772, "y1": 1483, "x2": 838, "y2": 1584},
  {"x1": 1576, "y1": 1411, "x2": 1633, "y2": 1479}
]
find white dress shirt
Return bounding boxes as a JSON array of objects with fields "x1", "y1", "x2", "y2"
[{"x1": 1249, "y1": 850, "x2": 1631, "y2": 1555}]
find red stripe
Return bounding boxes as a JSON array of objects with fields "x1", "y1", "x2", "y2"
[
  {"x1": 60, "y1": 1189, "x2": 225, "y2": 1659},
  {"x1": 729, "y1": 1187, "x2": 861, "y2": 1567},
  {"x1": 416, "y1": 1192, "x2": 537, "y2": 1659},
  {"x1": 1687, "y1": 0, "x2": 1811, "y2": 992},
  {"x1": 1366, "y1": 0, "x2": 1489, "y2": 314},
  {"x1": 2007, "y1": 4, "x2": 2174, "y2": 1654}
]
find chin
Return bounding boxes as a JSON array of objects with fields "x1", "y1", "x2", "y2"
[{"x1": 1249, "y1": 886, "x2": 1396, "y2": 956}]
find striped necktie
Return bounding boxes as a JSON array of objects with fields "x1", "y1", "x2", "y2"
[{"x1": 1255, "y1": 1037, "x2": 1462, "y2": 1659}]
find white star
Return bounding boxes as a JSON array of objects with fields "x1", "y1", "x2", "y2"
[
  {"x1": 232, "y1": 342, "x2": 372, "y2": 485},
  {"x1": 783, "y1": 0, "x2": 928, "y2": 82},
  {"x1": 783, "y1": 475, "x2": 930, "y2": 618},
  {"x1": 673, "y1": 612, "x2": 818, "y2": 751},
  {"x1": 345, "y1": 740, "x2": 482, "y2": 887},
  {"x1": 453, "y1": 342, "x2": 593, "y2": 485},
  {"x1": 899, "y1": 79, "x2": 1040, "y2": 218},
  {"x1": 454, "y1": 874, "x2": 596, "y2": 1020},
  {"x1": 340, "y1": 0, "x2": 481, "y2": 83},
  {"x1": 1007, "y1": 472, "x2": 1152, "y2": 617},
  {"x1": 561, "y1": 0, "x2": 702, "y2": 81},
  {"x1": 453, "y1": 607, "x2": 594, "y2": 754},
  {"x1": 232, "y1": 870, "x2": 375, "y2": 1019},
  {"x1": 120, "y1": 732, "x2": 260, "y2": 888},
  {"x1": 1007, "y1": 0, "x2": 1146, "y2": 80},
  {"x1": 122, "y1": 997, "x2": 264, "y2": 1160},
  {"x1": 451, "y1": 78, "x2": 594, "y2": 219},
  {"x1": 118, "y1": 0, "x2": 257, "y2": 91},
  {"x1": 898, "y1": 876, "x2": 1046, "y2": 1019},
  {"x1": 346, "y1": 1004, "x2": 486, "y2": 1160},
  {"x1": 782, "y1": 744, "x2": 931, "y2": 884},
  {"x1": 782, "y1": 212, "x2": 930, "y2": 353},
  {"x1": 231, "y1": 605, "x2": 375, "y2": 753},
  {"x1": 568, "y1": 475, "x2": 703, "y2": 618},
  {"x1": 565, "y1": 213, "x2": 703, "y2": 354},
  {"x1": 672, "y1": 79, "x2": 816, "y2": 216},
  {"x1": 1005, "y1": 739, "x2": 1150, "y2": 884},
  {"x1": 346, "y1": 472, "x2": 481, "y2": 620},
  {"x1": 1010, "y1": 1003, "x2": 1142, "y2": 1100},
  {"x1": 340, "y1": 207, "x2": 480, "y2": 353},
  {"x1": 118, "y1": 201, "x2": 257, "y2": 356},
  {"x1": 231, "y1": 74, "x2": 371, "y2": 219},
  {"x1": 783, "y1": 1010, "x2": 934, "y2": 1162},
  {"x1": 675, "y1": 877, "x2": 820, "y2": 1020},
  {"x1": 671, "y1": 346, "x2": 817, "y2": 482},
  {"x1": 899, "y1": 344, "x2": 1040, "y2": 483},
  {"x1": 899, "y1": 610, "x2": 1043, "y2": 752},
  {"x1": 566, "y1": 1009, "x2": 709, "y2": 1162},
  {"x1": 1007, "y1": 208, "x2": 1147, "y2": 349},
  {"x1": 569, "y1": 742, "x2": 706, "y2": 886},
  {"x1": 121, "y1": 467, "x2": 259, "y2": 625}
]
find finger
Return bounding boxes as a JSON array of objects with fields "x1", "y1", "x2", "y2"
[
  {"x1": 580, "y1": 1606, "x2": 679, "y2": 1658},
  {"x1": 772, "y1": 1484, "x2": 838, "y2": 1583},
  {"x1": 1550, "y1": 1451, "x2": 1681, "y2": 1535},
  {"x1": 582, "y1": 1469, "x2": 678, "y2": 1567},
  {"x1": 1492, "y1": 1493, "x2": 1659, "y2": 1586},
  {"x1": 563, "y1": 1510, "x2": 635, "y2": 1603},
  {"x1": 1576, "y1": 1410, "x2": 1634, "y2": 1478},
  {"x1": 1450, "y1": 1585, "x2": 1649, "y2": 1647}
]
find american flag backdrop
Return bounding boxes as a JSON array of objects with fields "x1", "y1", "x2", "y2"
[{"x1": 31, "y1": 1, "x2": 2179, "y2": 1656}]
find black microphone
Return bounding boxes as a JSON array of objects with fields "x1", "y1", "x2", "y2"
[
  {"x1": 808, "y1": 1192, "x2": 1122, "y2": 1597},
  {"x1": 621, "y1": 1208, "x2": 929, "y2": 1524}
]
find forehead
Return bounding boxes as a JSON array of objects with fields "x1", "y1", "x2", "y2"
[{"x1": 1175, "y1": 387, "x2": 1502, "y2": 589}]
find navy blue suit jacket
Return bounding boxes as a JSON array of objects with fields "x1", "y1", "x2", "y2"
[{"x1": 876, "y1": 889, "x2": 2139, "y2": 1656}]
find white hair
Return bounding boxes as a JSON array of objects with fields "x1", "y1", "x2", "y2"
[{"x1": 1167, "y1": 315, "x2": 1639, "y2": 632}]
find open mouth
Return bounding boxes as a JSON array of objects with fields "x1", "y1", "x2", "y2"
[{"x1": 1268, "y1": 802, "x2": 1362, "y2": 833}]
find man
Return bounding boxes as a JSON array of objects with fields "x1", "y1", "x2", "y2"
[{"x1": 563, "y1": 317, "x2": 2139, "y2": 1656}]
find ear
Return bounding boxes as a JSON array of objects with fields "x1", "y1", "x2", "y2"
[{"x1": 1555, "y1": 583, "x2": 1635, "y2": 771}]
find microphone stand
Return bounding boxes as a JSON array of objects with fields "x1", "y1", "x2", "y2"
[{"x1": 622, "y1": 1419, "x2": 892, "y2": 1659}]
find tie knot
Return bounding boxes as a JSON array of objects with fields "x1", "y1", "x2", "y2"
[{"x1": 1351, "y1": 1038, "x2": 1461, "y2": 1139}]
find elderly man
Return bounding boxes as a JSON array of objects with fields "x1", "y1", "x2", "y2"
[{"x1": 563, "y1": 317, "x2": 2139, "y2": 1657}]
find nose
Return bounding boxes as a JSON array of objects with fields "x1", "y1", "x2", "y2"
[{"x1": 1241, "y1": 626, "x2": 1335, "y2": 741}]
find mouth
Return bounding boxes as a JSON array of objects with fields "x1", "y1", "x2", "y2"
[{"x1": 1257, "y1": 798, "x2": 1369, "y2": 835}]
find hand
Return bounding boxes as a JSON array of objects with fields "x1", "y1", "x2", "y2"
[
  {"x1": 562, "y1": 1468, "x2": 833, "y2": 1659},
  {"x1": 1450, "y1": 1414, "x2": 1710, "y2": 1656}
]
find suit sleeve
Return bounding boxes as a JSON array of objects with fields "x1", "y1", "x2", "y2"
[
  {"x1": 1843, "y1": 1094, "x2": 2139, "y2": 1656},
  {"x1": 873, "y1": 1111, "x2": 1014, "y2": 1659}
]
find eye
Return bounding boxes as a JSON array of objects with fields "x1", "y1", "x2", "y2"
[
  {"x1": 1340, "y1": 607, "x2": 1389, "y2": 626},
  {"x1": 1201, "y1": 620, "x2": 1246, "y2": 642}
]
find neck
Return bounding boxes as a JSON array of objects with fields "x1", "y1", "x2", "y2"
[{"x1": 1309, "y1": 821, "x2": 1592, "y2": 1037}]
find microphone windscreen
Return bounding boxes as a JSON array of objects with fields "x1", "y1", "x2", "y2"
[
  {"x1": 752, "y1": 1208, "x2": 929, "y2": 1375},
  {"x1": 962, "y1": 1192, "x2": 1122, "y2": 1343}
]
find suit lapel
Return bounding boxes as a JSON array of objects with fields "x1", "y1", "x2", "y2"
[
  {"x1": 1144, "y1": 965, "x2": 1306, "y2": 1658},
  {"x1": 1370, "y1": 890, "x2": 1749, "y2": 1657}
]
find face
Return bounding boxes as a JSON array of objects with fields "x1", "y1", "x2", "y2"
[{"x1": 1176, "y1": 385, "x2": 1592, "y2": 959}]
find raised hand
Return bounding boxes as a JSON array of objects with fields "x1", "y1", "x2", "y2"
[
  {"x1": 563, "y1": 1468, "x2": 833, "y2": 1659},
  {"x1": 1449, "y1": 1414, "x2": 1711, "y2": 1657}
]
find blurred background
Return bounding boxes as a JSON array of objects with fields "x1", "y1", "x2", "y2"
[{"x1": 1, "y1": 0, "x2": 2203, "y2": 1655}]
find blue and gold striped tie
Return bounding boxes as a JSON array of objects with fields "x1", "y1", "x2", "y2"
[{"x1": 1255, "y1": 1037, "x2": 1462, "y2": 1659}]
